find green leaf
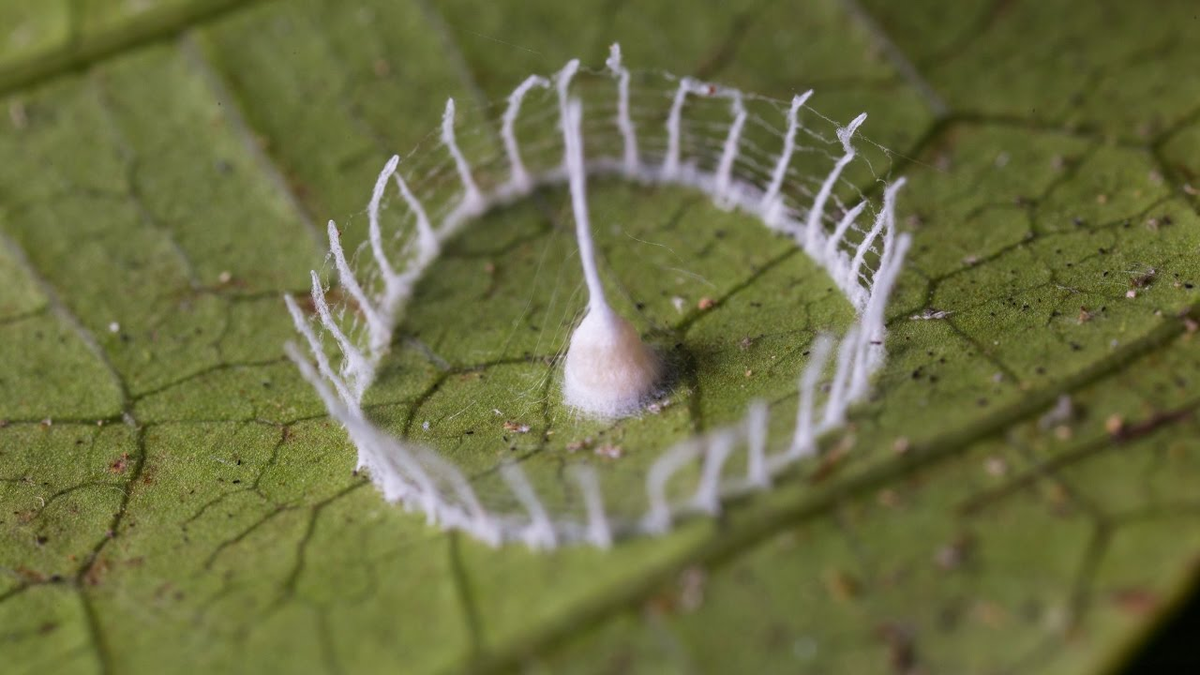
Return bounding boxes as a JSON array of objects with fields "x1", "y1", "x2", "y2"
[{"x1": 1, "y1": 1, "x2": 1197, "y2": 674}]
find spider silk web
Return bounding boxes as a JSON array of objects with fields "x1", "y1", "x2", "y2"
[{"x1": 286, "y1": 44, "x2": 910, "y2": 549}]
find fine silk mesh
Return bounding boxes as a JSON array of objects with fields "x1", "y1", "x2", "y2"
[{"x1": 286, "y1": 45, "x2": 911, "y2": 549}]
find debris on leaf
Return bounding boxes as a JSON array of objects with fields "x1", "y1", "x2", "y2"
[
  {"x1": 8, "y1": 100, "x2": 27, "y2": 129},
  {"x1": 934, "y1": 533, "x2": 976, "y2": 571},
  {"x1": 910, "y1": 307, "x2": 952, "y2": 321},
  {"x1": 1110, "y1": 588, "x2": 1159, "y2": 616},
  {"x1": 594, "y1": 444, "x2": 622, "y2": 459},
  {"x1": 984, "y1": 456, "x2": 1007, "y2": 477},
  {"x1": 1038, "y1": 395, "x2": 1075, "y2": 431},
  {"x1": 1129, "y1": 267, "x2": 1157, "y2": 289},
  {"x1": 678, "y1": 566, "x2": 706, "y2": 612},
  {"x1": 502, "y1": 420, "x2": 530, "y2": 434},
  {"x1": 697, "y1": 296, "x2": 715, "y2": 310},
  {"x1": 109, "y1": 453, "x2": 130, "y2": 474},
  {"x1": 876, "y1": 623, "x2": 918, "y2": 674},
  {"x1": 566, "y1": 437, "x2": 593, "y2": 452},
  {"x1": 824, "y1": 568, "x2": 860, "y2": 601},
  {"x1": 877, "y1": 488, "x2": 901, "y2": 508},
  {"x1": 810, "y1": 436, "x2": 854, "y2": 482}
]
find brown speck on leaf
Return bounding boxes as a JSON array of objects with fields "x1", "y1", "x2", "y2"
[
  {"x1": 810, "y1": 435, "x2": 855, "y2": 482},
  {"x1": 109, "y1": 453, "x2": 130, "y2": 474},
  {"x1": 825, "y1": 568, "x2": 860, "y2": 601},
  {"x1": 1077, "y1": 306, "x2": 1092, "y2": 324},
  {"x1": 697, "y1": 297, "x2": 715, "y2": 310},
  {"x1": 1184, "y1": 317, "x2": 1199, "y2": 334},
  {"x1": 15, "y1": 566, "x2": 46, "y2": 584},
  {"x1": 483, "y1": 261, "x2": 495, "y2": 275},
  {"x1": 971, "y1": 600, "x2": 1008, "y2": 628},
  {"x1": 892, "y1": 437, "x2": 910, "y2": 454},
  {"x1": 373, "y1": 58, "x2": 391, "y2": 78},
  {"x1": 1105, "y1": 414, "x2": 1125, "y2": 436},
  {"x1": 1044, "y1": 482, "x2": 1070, "y2": 512},
  {"x1": 738, "y1": 336, "x2": 754, "y2": 350},
  {"x1": 877, "y1": 488, "x2": 901, "y2": 508},
  {"x1": 1110, "y1": 588, "x2": 1159, "y2": 616},
  {"x1": 1109, "y1": 406, "x2": 1194, "y2": 444},
  {"x1": 1096, "y1": 193, "x2": 1108, "y2": 205},
  {"x1": 962, "y1": 254, "x2": 979, "y2": 266},
  {"x1": 39, "y1": 418, "x2": 52, "y2": 429},
  {"x1": 877, "y1": 623, "x2": 918, "y2": 674},
  {"x1": 83, "y1": 557, "x2": 109, "y2": 586},
  {"x1": 744, "y1": 369, "x2": 753, "y2": 378},
  {"x1": 644, "y1": 591, "x2": 676, "y2": 616}
]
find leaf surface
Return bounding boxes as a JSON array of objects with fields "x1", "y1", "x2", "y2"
[{"x1": 1, "y1": 1, "x2": 1197, "y2": 673}]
